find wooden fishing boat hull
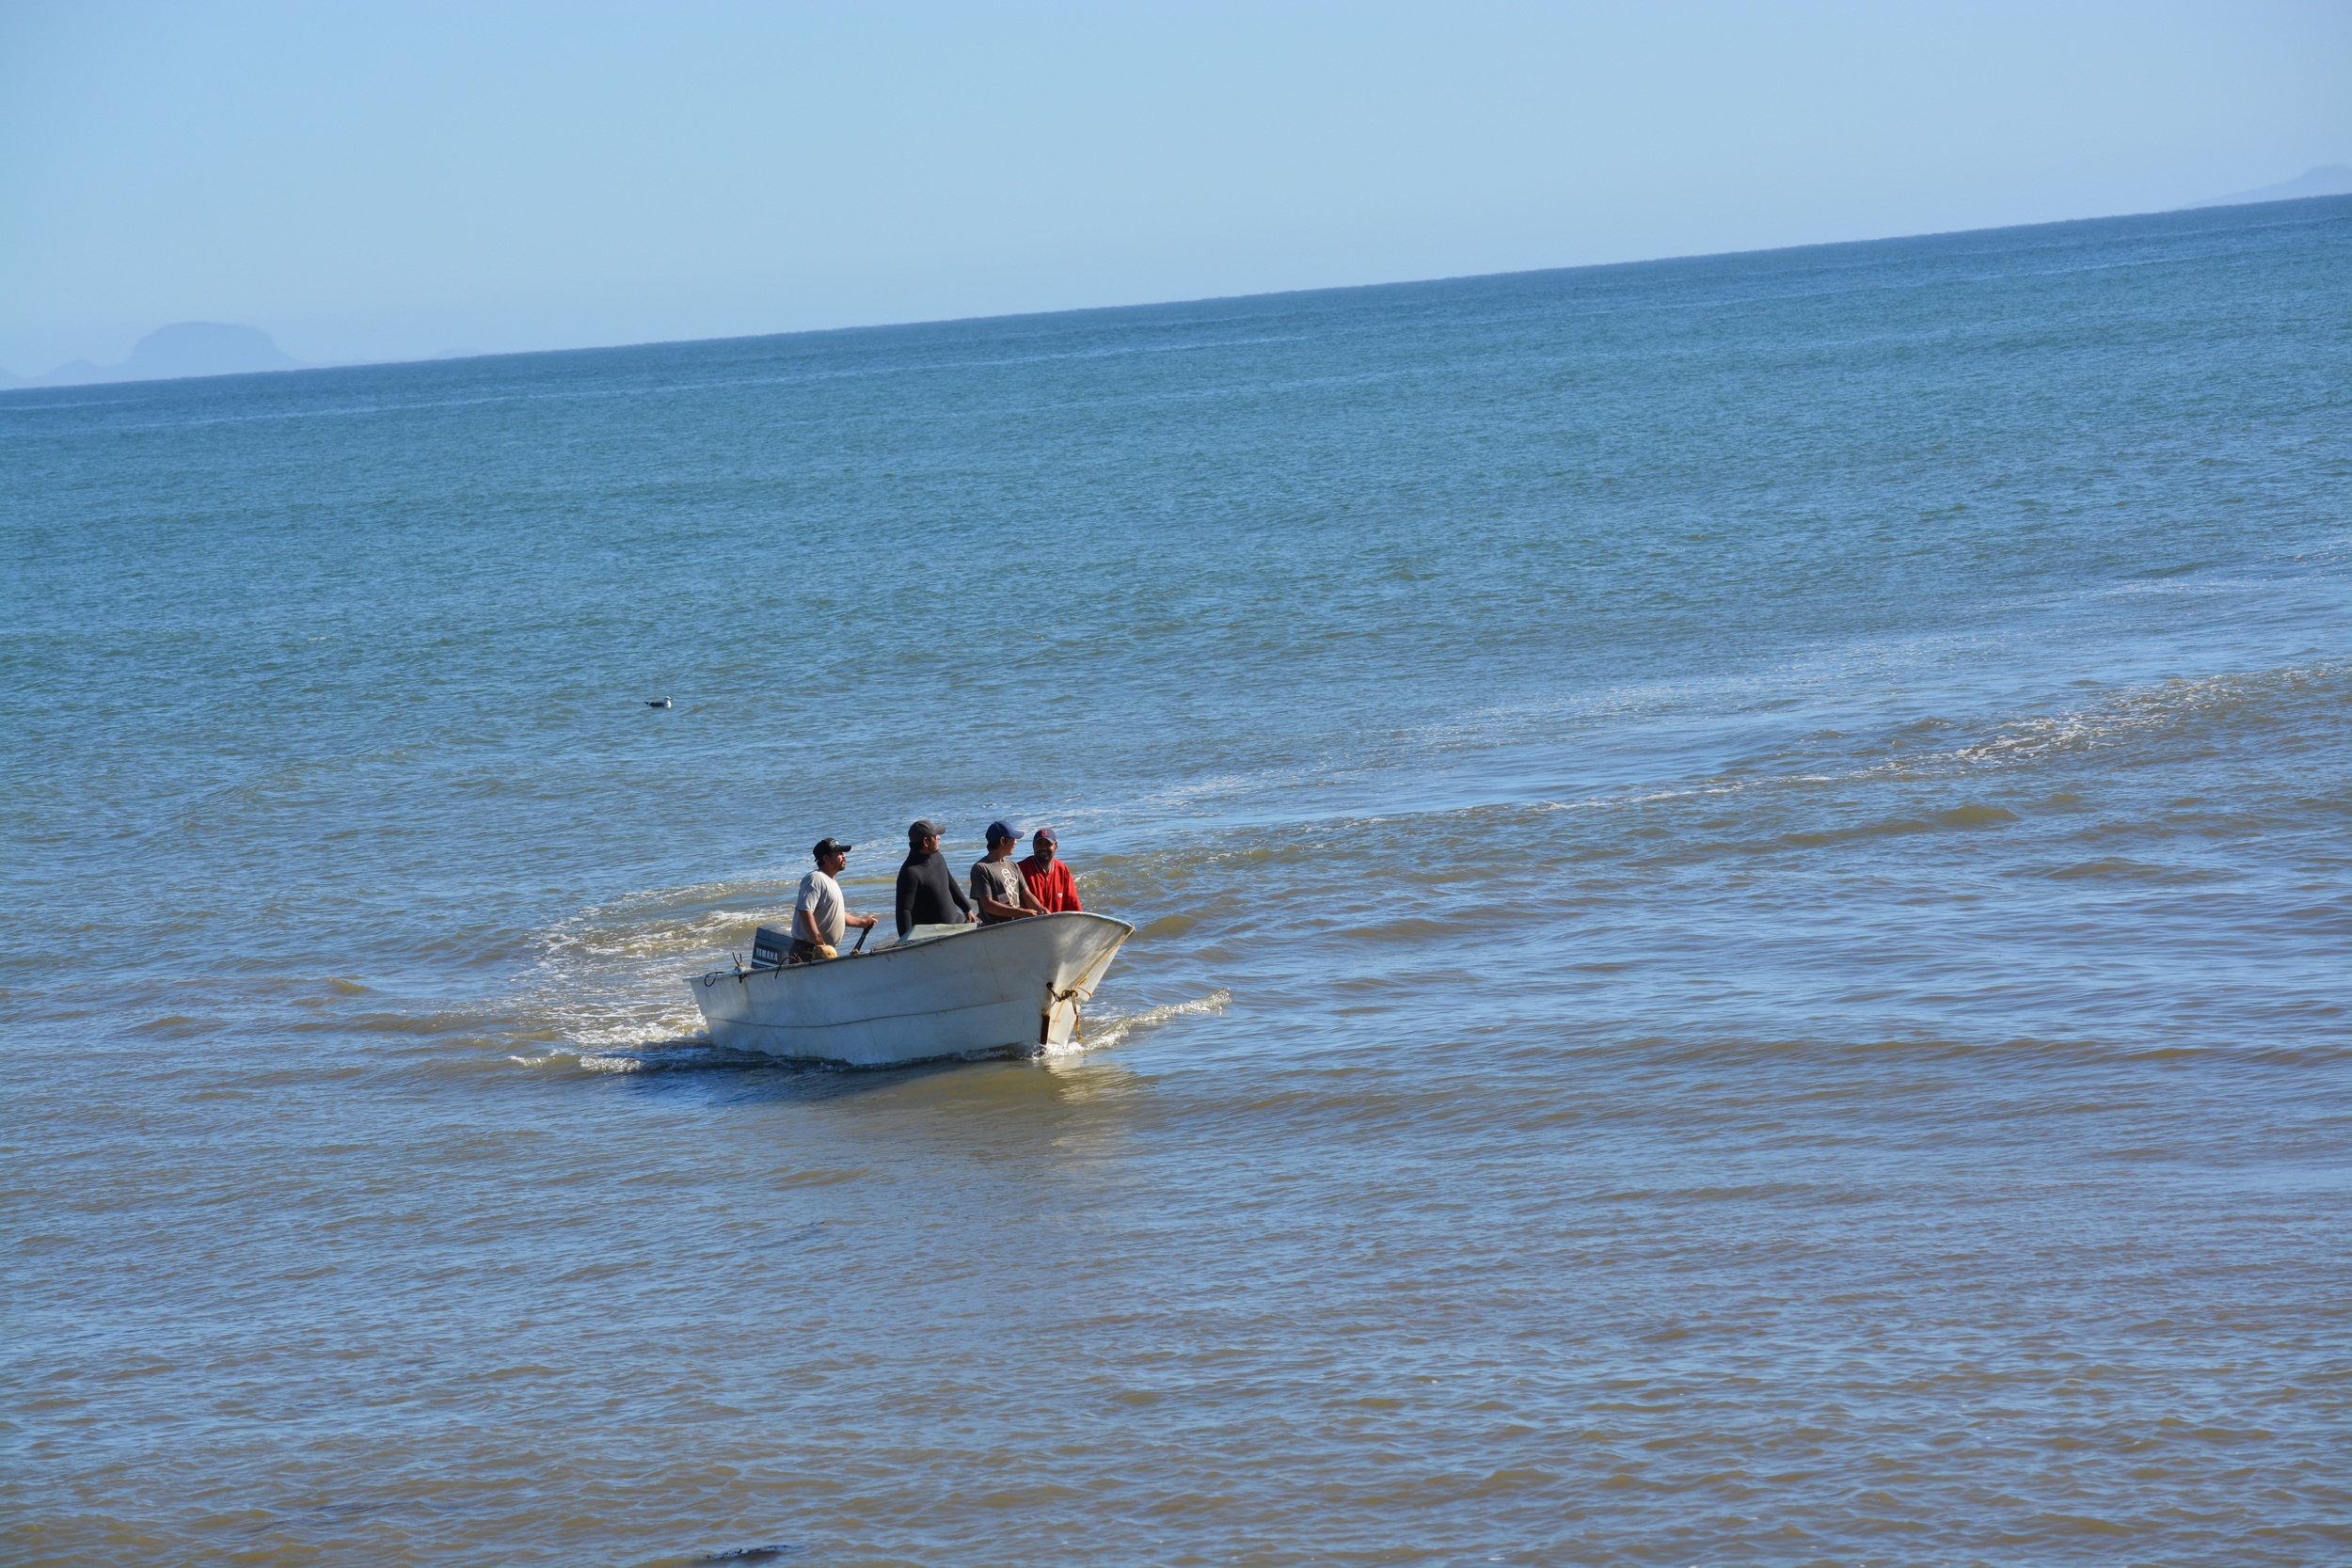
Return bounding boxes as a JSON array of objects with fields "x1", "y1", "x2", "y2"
[{"x1": 689, "y1": 911, "x2": 1136, "y2": 1067}]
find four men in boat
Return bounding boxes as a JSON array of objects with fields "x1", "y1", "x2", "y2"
[{"x1": 787, "y1": 819, "x2": 1087, "y2": 959}]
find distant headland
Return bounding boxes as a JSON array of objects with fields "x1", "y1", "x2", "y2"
[
  {"x1": 1, "y1": 322, "x2": 307, "y2": 389},
  {"x1": 2185, "y1": 164, "x2": 2352, "y2": 209}
]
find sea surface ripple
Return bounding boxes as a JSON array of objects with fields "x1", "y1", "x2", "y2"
[{"x1": 4, "y1": 197, "x2": 2346, "y2": 1566}]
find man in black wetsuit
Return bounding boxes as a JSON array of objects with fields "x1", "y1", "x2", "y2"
[{"x1": 896, "y1": 819, "x2": 977, "y2": 939}]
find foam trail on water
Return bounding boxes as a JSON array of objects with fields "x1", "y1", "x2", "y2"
[{"x1": 1069, "y1": 990, "x2": 1232, "y2": 1053}]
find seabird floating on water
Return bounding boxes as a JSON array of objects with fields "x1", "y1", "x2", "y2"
[{"x1": 646, "y1": 697, "x2": 673, "y2": 708}]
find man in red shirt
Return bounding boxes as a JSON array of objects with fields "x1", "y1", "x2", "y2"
[{"x1": 1017, "y1": 827, "x2": 1084, "y2": 913}]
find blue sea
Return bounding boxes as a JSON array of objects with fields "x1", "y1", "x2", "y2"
[{"x1": 5, "y1": 196, "x2": 2346, "y2": 1566}]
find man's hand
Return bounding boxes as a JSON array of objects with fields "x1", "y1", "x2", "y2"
[{"x1": 849, "y1": 913, "x2": 879, "y2": 930}]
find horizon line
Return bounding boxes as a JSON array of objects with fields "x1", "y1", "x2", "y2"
[{"x1": 8, "y1": 190, "x2": 2346, "y2": 395}]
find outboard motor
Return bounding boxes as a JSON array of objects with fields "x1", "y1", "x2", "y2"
[{"x1": 751, "y1": 926, "x2": 793, "y2": 969}]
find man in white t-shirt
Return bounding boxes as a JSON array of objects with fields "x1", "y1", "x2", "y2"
[{"x1": 790, "y1": 837, "x2": 879, "y2": 961}]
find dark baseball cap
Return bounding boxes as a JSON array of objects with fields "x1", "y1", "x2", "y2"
[
  {"x1": 1031, "y1": 826, "x2": 1057, "y2": 846},
  {"x1": 908, "y1": 819, "x2": 946, "y2": 840},
  {"x1": 811, "y1": 836, "x2": 852, "y2": 857},
  {"x1": 985, "y1": 820, "x2": 1018, "y2": 843}
]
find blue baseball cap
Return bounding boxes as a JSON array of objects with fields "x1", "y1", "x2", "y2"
[{"x1": 985, "y1": 820, "x2": 1018, "y2": 843}]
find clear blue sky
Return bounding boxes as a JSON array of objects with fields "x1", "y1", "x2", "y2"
[{"x1": 2, "y1": 0, "x2": 2345, "y2": 373}]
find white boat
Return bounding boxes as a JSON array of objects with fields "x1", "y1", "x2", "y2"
[{"x1": 689, "y1": 911, "x2": 1136, "y2": 1067}]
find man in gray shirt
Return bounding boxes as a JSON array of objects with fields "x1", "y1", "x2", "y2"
[
  {"x1": 971, "y1": 820, "x2": 1047, "y2": 926},
  {"x1": 791, "y1": 837, "x2": 879, "y2": 960}
]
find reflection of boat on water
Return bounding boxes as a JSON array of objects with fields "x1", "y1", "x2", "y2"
[{"x1": 689, "y1": 911, "x2": 1136, "y2": 1067}]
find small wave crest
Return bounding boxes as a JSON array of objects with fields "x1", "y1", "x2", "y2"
[{"x1": 1947, "y1": 662, "x2": 2342, "y2": 770}]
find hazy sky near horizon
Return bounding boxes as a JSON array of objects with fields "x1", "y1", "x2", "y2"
[{"x1": 2, "y1": 0, "x2": 2345, "y2": 372}]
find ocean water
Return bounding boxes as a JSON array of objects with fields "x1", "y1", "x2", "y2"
[{"x1": 4, "y1": 197, "x2": 2346, "y2": 1566}]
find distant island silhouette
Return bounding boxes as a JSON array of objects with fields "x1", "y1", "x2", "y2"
[
  {"x1": 4, "y1": 322, "x2": 307, "y2": 388},
  {"x1": 2185, "y1": 165, "x2": 2352, "y2": 209}
]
